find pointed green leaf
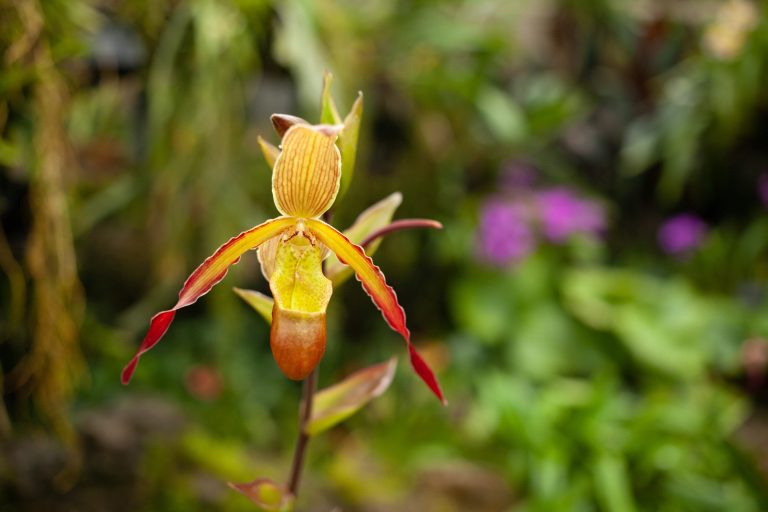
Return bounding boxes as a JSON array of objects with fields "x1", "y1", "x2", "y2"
[
  {"x1": 306, "y1": 358, "x2": 397, "y2": 436},
  {"x1": 326, "y1": 192, "x2": 402, "y2": 285},
  {"x1": 320, "y1": 72, "x2": 363, "y2": 200},
  {"x1": 229, "y1": 478, "x2": 295, "y2": 511},
  {"x1": 337, "y1": 92, "x2": 363, "y2": 198},
  {"x1": 257, "y1": 136, "x2": 280, "y2": 168},
  {"x1": 234, "y1": 287, "x2": 274, "y2": 325},
  {"x1": 320, "y1": 71, "x2": 342, "y2": 125}
]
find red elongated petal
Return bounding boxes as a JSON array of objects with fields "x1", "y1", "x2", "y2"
[
  {"x1": 121, "y1": 216, "x2": 296, "y2": 385},
  {"x1": 120, "y1": 310, "x2": 175, "y2": 384},
  {"x1": 408, "y1": 345, "x2": 445, "y2": 405},
  {"x1": 307, "y1": 219, "x2": 408, "y2": 335},
  {"x1": 306, "y1": 219, "x2": 446, "y2": 404}
]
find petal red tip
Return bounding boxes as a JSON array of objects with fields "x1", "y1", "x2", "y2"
[
  {"x1": 121, "y1": 309, "x2": 176, "y2": 384},
  {"x1": 408, "y1": 344, "x2": 447, "y2": 405}
]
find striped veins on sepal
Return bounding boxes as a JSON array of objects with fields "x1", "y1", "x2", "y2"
[{"x1": 122, "y1": 77, "x2": 445, "y2": 404}]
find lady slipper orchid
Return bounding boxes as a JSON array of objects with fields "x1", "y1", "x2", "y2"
[{"x1": 122, "y1": 98, "x2": 445, "y2": 404}]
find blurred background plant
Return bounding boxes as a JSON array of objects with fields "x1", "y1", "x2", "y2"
[{"x1": 2, "y1": 0, "x2": 768, "y2": 510}]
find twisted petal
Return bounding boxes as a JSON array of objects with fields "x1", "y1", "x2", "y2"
[
  {"x1": 306, "y1": 219, "x2": 445, "y2": 404},
  {"x1": 272, "y1": 125, "x2": 342, "y2": 218},
  {"x1": 121, "y1": 216, "x2": 296, "y2": 384}
]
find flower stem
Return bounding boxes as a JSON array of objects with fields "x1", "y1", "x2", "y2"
[{"x1": 287, "y1": 368, "x2": 317, "y2": 497}]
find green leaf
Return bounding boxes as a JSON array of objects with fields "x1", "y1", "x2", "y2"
[
  {"x1": 337, "y1": 92, "x2": 363, "y2": 198},
  {"x1": 320, "y1": 71, "x2": 342, "y2": 125},
  {"x1": 233, "y1": 287, "x2": 274, "y2": 325},
  {"x1": 593, "y1": 455, "x2": 636, "y2": 512},
  {"x1": 319, "y1": 71, "x2": 363, "y2": 200},
  {"x1": 257, "y1": 135, "x2": 280, "y2": 168},
  {"x1": 477, "y1": 86, "x2": 526, "y2": 144},
  {"x1": 327, "y1": 192, "x2": 402, "y2": 286},
  {"x1": 561, "y1": 269, "x2": 710, "y2": 378},
  {"x1": 0, "y1": 138, "x2": 20, "y2": 167},
  {"x1": 228, "y1": 478, "x2": 295, "y2": 511},
  {"x1": 306, "y1": 357, "x2": 397, "y2": 436}
]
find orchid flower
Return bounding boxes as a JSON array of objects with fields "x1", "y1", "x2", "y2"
[{"x1": 121, "y1": 81, "x2": 445, "y2": 404}]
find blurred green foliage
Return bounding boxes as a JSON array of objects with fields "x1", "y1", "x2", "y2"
[{"x1": 2, "y1": 0, "x2": 768, "y2": 510}]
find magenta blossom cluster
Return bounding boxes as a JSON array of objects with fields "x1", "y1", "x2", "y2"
[
  {"x1": 535, "y1": 188, "x2": 606, "y2": 243},
  {"x1": 657, "y1": 214, "x2": 707, "y2": 256},
  {"x1": 477, "y1": 186, "x2": 605, "y2": 267},
  {"x1": 477, "y1": 199, "x2": 535, "y2": 266}
]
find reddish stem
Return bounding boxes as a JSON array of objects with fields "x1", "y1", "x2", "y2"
[{"x1": 287, "y1": 368, "x2": 317, "y2": 498}]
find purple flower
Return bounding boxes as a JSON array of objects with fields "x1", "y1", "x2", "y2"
[
  {"x1": 477, "y1": 199, "x2": 535, "y2": 266},
  {"x1": 657, "y1": 214, "x2": 707, "y2": 255},
  {"x1": 534, "y1": 187, "x2": 605, "y2": 243}
]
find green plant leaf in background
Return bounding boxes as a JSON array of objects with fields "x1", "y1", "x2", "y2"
[
  {"x1": 561, "y1": 268, "x2": 729, "y2": 378},
  {"x1": 306, "y1": 358, "x2": 397, "y2": 436},
  {"x1": 593, "y1": 454, "x2": 636, "y2": 512},
  {"x1": 477, "y1": 85, "x2": 526, "y2": 144}
]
